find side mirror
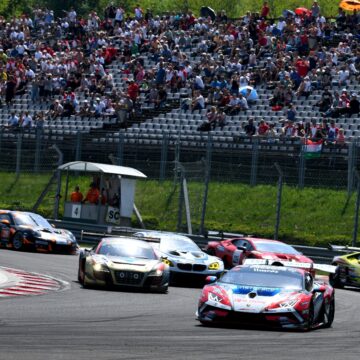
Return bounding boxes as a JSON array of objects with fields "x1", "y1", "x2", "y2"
[
  {"x1": 205, "y1": 276, "x2": 217, "y2": 284},
  {"x1": 237, "y1": 246, "x2": 247, "y2": 251},
  {"x1": 1, "y1": 219, "x2": 10, "y2": 227},
  {"x1": 313, "y1": 285, "x2": 326, "y2": 293}
]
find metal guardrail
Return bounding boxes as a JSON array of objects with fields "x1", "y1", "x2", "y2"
[{"x1": 50, "y1": 219, "x2": 351, "y2": 264}]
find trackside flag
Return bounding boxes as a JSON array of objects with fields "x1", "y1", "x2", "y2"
[{"x1": 304, "y1": 139, "x2": 322, "y2": 159}]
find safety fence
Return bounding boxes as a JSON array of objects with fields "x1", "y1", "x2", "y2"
[{"x1": 1, "y1": 129, "x2": 360, "y2": 246}]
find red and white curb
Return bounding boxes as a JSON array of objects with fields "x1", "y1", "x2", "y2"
[{"x1": 0, "y1": 266, "x2": 69, "y2": 298}]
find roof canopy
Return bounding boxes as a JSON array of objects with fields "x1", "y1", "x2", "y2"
[{"x1": 58, "y1": 161, "x2": 147, "y2": 179}]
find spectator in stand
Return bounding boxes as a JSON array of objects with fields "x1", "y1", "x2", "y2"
[
  {"x1": 346, "y1": 93, "x2": 360, "y2": 117},
  {"x1": 192, "y1": 90, "x2": 205, "y2": 112},
  {"x1": 267, "y1": 123, "x2": 278, "y2": 143},
  {"x1": 258, "y1": 119, "x2": 269, "y2": 136},
  {"x1": 281, "y1": 120, "x2": 296, "y2": 138},
  {"x1": 244, "y1": 118, "x2": 256, "y2": 136},
  {"x1": 206, "y1": 106, "x2": 218, "y2": 130},
  {"x1": 317, "y1": 88, "x2": 333, "y2": 112},
  {"x1": 127, "y1": 80, "x2": 139, "y2": 103},
  {"x1": 216, "y1": 110, "x2": 226, "y2": 130},
  {"x1": 327, "y1": 120, "x2": 339, "y2": 143},
  {"x1": 336, "y1": 128, "x2": 346, "y2": 145},
  {"x1": 261, "y1": 2, "x2": 270, "y2": 19},
  {"x1": 287, "y1": 104, "x2": 297, "y2": 122},
  {"x1": 70, "y1": 185, "x2": 83, "y2": 202},
  {"x1": 7, "y1": 112, "x2": 19, "y2": 128},
  {"x1": 21, "y1": 112, "x2": 33, "y2": 128},
  {"x1": 296, "y1": 76, "x2": 312, "y2": 98}
]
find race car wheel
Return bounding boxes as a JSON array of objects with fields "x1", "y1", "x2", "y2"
[
  {"x1": 78, "y1": 259, "x2": 86, "y2": 284},
  {"x1": 156, "y1": 285, "x2": 168, "y2": 294},
  {"x1": 77, "y1": 267, "x2": 84, "y2": 285},
  {"x1": 305, "y1": 302, "x2": 314, "y2": 331},
  {"x1": 12, "y1": 232, "x2": 24, "y2": 251},
  {"x1": 322, "y1": 297, "x2": 335, "y2": 328},
  {"x1": 329, "y1": 265, "x2": 345, "y2": 289}
]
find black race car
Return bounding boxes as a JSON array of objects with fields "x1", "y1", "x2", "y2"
[{"x1": 0, "y1": 210, "x2": 77, "y2": 253}]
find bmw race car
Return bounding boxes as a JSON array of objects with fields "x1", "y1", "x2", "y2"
[
  {"x1": 0, "y1": 210, "x2": 77, "y2": 253},
  {"x1": 196, "y1": 259, "x2": 336, "y2": 330},
  {"x1": 134, "y1": 231, "x2": 224, "y2": 280},
  {"x1": 78, "y1": 237, "x2": 170, "y2": 293},
  {"x1": 329, "y1": 245, "x2": 360, "y2": 288},
  {"x1": 206, "y1": 237, "x2": 313, "y2": 270}
]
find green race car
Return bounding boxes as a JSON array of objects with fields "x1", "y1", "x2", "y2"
[{"x1": 329, "y1": 245, "x2": 360, "y2": 288}]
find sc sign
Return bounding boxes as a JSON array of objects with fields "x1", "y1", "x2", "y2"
[{"x1": 106, "y1": 206, "x2": 121, "y2": 225}]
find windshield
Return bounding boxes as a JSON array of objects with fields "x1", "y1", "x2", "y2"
[
  {"x1": 160, "y1": 236, "x2": 200, "y2": 252},
  {"x1": 98, "y1": 241, "x2": 157, "y2": 259},
  {"x1": 13, "y1": 213, "x2": 52, "y2": 228},
  {"x1": 221, "y1": 267, "x2": 303, "y2": 290},
  {"x1": 254, "y1": 241, "x2": 300, "y2": 255}
]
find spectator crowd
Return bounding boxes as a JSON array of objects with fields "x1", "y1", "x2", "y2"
[{"x1": 0, "y1": 1, "x2": 359, "y2": 146}]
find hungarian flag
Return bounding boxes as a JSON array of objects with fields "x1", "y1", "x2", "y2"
[{"x1": 304, "y1": 139, "x2": 322, "y2": 159}]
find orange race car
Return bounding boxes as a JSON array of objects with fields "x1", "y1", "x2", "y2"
[{"x1": 0, "y1": 210, "x2": 77, "y2": 253}]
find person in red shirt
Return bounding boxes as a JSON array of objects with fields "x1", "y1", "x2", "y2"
[
  {"x1": 127, "y1": 80, "x2": 139, "y2": 102},
  {"x1": 258, "y1": 119, "x2": 269, "y2": 136},
  {"x1": 70, "y1": 185, "x2": 83, "y2": 202},
  {"x1": 83, "y1": 183, "x2": 100, "y2": 205},
  {"x1": 296, "y1": 57, "x2": 309, "y2": 78},
  {"x1": 261, "y1": 2, "x2": 270, "y2": 18}
]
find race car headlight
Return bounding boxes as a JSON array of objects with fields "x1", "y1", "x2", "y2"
[
  {"x1": 266, "y1": 298, "x2": 299, "y2": 311},
  {"x1": 208, "y1": 262, "x2": 220, "y2": 270},
  {"x1": 207, "y1": 291, "x2": 232, "y2": 309},
  {"x1": 149, "y1": 268, "x2": 164, "y2": 276},
  {"x1": 278, "y1": 299, "x2": 298, "y2": 308},
  {"x1": 93, "y1": 263, "x2": 110, "y2": 272},
  {"x1": 162, "y1": 258, "x2": 174, "y2": 267}
]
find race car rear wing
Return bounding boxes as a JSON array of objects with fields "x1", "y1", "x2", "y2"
[
  {"x1": 243, "y1": 259, "x2": 336, "y2": 274},
  {"x1": 80, "y1": 230, "x2": 161, "y2": 243},
  {"x1": 328, "y1": 244, "x2": 360, "y2": 253}
]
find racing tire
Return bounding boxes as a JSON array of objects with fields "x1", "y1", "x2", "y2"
[
  {"x1": 305, "y1": 302, "x2": 315, "y2": 331},
  {"x1": 12, "y1": 232, "x2": 24, "y2": 251},
  {"x1": 222, "y1": 257, "x2": 231, "y2": 269},
  {"x1": 156, "y1": 285, "x2": 168, "y2": 294},
  {"x1": 322, "y1": 297, "x2": 335, "y2": 328},
  {"x1": 329, "y1": 265, "x2": 345, "y2": 289}
]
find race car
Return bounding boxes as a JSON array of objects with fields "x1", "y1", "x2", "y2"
[
  {"x1": 0, "y1": 210, "x2": 77, "y2": 253},
  {"x1": 134, "y1": 231, "x2": 224, "y2": 280},
  {"x1": 329, "y1": 245, "x2": 360, "y2": 288},
  {"x1": 206, "y1": 236, "x2": 313, "y2": 270},
  {"x1": 77, "y1": 237, "x2": 170, "y2": 292},
  {"x1": 196, "y1": 259, "x2": 336, "y2": 330}
]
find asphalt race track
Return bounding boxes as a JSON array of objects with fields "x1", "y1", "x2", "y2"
[{"x1": 0, "y1": 250, "x2": 360, "y2": 360}]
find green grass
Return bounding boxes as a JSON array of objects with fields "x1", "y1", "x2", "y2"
[{"x1": 0, "y1": 172, "x2": 357, "y2": 247}]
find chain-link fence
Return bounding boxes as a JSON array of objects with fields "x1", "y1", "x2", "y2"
[{"x1": 0, "y1": 129, "x2": 359, "y2": 245}]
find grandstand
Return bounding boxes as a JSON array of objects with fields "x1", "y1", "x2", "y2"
[{"x1": 0, "y1": 4, "x2": 359, "y2": 184}]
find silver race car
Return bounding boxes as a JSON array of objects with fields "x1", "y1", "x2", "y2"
[
  {"x1": 78, "y1": 237, "x2": 170, "y2": 293},
  {"x1": 134, "y1": 231, "x2": 224, "y2": 281}
]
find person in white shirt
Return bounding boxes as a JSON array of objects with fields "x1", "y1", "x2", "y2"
[
  {"x1": 194, "y1": 75, "x2": 205, "y2": 90},
  {"x1": 192, "y1": 91, "x2": 205, "y2": 111},
  {"x1": 21, "y1": 112, "x2": 33, "y2": 128},
  {"x1": 338, "y1": 66, "x2": 350, "y2": 86},
  {"x1": 115, "y1": 7, "x2": 125, "y2": 24},
  {"x1": 8, "y1": 112, "x2": 19, "y2": 128}
]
